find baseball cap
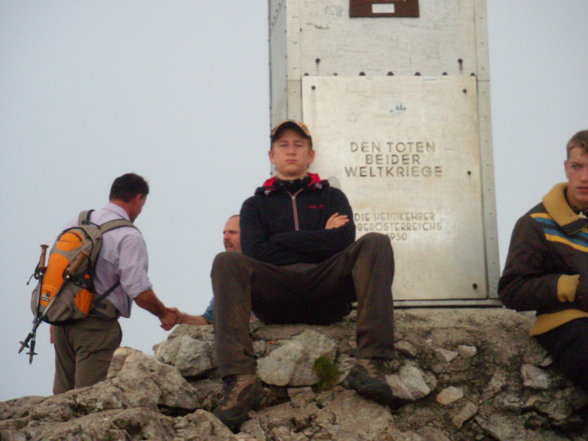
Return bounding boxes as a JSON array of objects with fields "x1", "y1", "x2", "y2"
[{"x1": 270, "y1": 120, "x2": 312, "y2": 142}]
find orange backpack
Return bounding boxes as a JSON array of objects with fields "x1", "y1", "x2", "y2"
[{"x1": 19, "y1": 210, "x2": 135, "y2": 363}]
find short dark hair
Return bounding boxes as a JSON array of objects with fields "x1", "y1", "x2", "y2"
[
  {"x1": 566, "y1": 130, "x2": 588, "y2": 158},
  {"x1": 109, "y1": 173, "x2": 149, "y2": 202}
]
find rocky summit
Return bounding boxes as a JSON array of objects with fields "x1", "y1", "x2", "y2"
[{"x1": 1, "y1": 308, "x2": 587, "y2": 441}]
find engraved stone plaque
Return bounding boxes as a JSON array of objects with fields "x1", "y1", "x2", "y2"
[{"x1": 303, "y1": 76, "x2": 487, "y2": 300}]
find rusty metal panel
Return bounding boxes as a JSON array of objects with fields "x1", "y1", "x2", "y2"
[
  {"x1": 303, "y1": 76, "x2": 488, "y2": 301},
  {"x1": 350, "y1": 0, "x2": 419, "y2": 18}
]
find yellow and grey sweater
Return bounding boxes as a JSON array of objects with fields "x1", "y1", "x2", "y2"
[{"x1": 498, "y1": 183, "x2": 588, "y2": 336}]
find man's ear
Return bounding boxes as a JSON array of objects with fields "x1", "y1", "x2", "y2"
[{"x1": 307, "y1": 148, "x2": 315, "y2": 166}]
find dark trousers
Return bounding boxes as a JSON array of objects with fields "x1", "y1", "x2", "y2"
[
  {"x1": 52, "y1": 316, "x2": 122, "y2": 394},
  {"x1": 212, "y1": 232, "x2": 396, "y2": 377},
  {"x1": 535, "y1": 318, "x2": 588, "y2": 393}
]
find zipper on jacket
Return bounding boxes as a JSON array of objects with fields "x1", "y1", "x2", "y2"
[{"x1": 289, "y1": 189, "x2": 304, "y2": 231}]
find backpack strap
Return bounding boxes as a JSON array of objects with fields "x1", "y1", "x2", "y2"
[
  {"x1": 76, "y1": 211, "x2": 136, "y2": 319},
  {"x1": 90, "y1": 218, "x2": 136, "y2": 314},
  {"x1": 100, "y1": 218, "x2": 137, "y2": 233},
  {"x1": 78, "y1": 210, "x2": 137, "y2": 233},
  {"x1": 78, "y1": 210, "x2": 95, "y2": 225},
  {"x1": 90, "y1": 281, "x2": 121, "y2": 320}
]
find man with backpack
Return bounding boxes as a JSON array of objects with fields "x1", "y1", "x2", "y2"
[
  {"x1": 51, "y1": 173, "x2": 178, "y2": 393},
  {"x1": 211, "y1": 121, "x2": 403, "y2": 431}
]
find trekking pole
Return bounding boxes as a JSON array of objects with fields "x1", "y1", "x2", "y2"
[
  {"x1": 19, "y1": 244, "x2": 49, "y2": 362},
  {"x1": 26, "y1": 244, "x2": 49, "y2": 286},
  {"x1": 64, "y1": 250, "x2": 88, "y2": 279},
  {"x1": 19, "y1": 294, "x2": 61, "y2": 363},
  {"x1": 19, "y1": 248, "x2": 88, "y2": 364},
  {"x1": 18, "y1": 331, "x2": 34, "y2": 354},
  {"x1": 36, "y1": 244, "x2": 48, "y2": 273},
  {"x1": 18, "y1": 316, "x2": 41, "y2": 363},
  {"x1": 27, "y1": 329, "x2": 38, "y2": 364}
]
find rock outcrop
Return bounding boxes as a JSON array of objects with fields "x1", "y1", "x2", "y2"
[{"x1": 1, "y1": 308, "x2": 587, "y2": 441}]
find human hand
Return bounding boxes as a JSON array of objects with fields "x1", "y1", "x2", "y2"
[
  {"x1": 176, "y1": 310, "x2": 206, "y2": 325},
  {"x1": 181, "y1": 314, "x2": 209, "y2": 325},
  {"x1": 159, "y1": 307, "x2": 180, "y2": 330},
  {"x1": 325, "y1": 213, "x2": 349, "y2": 229},
  {"x1": 176, "y1": 310, "x2": 189, "y2": 324}
]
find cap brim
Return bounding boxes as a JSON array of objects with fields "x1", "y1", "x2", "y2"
[{"x1": 271, "y1": 120, "x2": 312, "y2": 141}]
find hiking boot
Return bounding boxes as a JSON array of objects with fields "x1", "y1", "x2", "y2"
[
  {"x1": 213, "y1": 374, "x2": 263, "y2": 432},
  {"x1": 346, "y1": 358, "x2": 408, "y2": 409}
]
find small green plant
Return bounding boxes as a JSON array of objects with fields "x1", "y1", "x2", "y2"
[{"x1": 313, "y1": 355, "x2": 340, "y2": 391}]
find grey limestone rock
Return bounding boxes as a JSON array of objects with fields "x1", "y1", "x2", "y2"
[
  {"x1": 475, "y1": 412, "x2": 571, "y2": 441},
  {"x1": 174, "y1": 409, "x2": 245, "y2": 441},
  {"x1": 434, "y1": 348, "x2": 459, "y2": 363},
  {"x1": 386, "y1": 363, "x2": 432, "y2": 401},
  {"x1": 521, "y1": 363, "x2": 551, "y2": 390},
  {"x1": 451, "y1": 401, "x2": 478, "y2": 428},
  {"x1": 108, "y1": 346, "x2": 200, "y2": 410},
  {"x1": 417, "y1": 426, "x2": 452, "y2": 441},
  {"x1": 3, "y1": 309, "x2": 588, "y2": 441},
  {"x1": 482, "y1": 369, "x2": 508, "y2": 400},
  {"x1": 436, "y1": 386, "x2": 464, "y2": 405},
  {"x1": 396, "y1": 340, "x2": 418, "y2": 358},
  {"x1": 157, "y1": 334, "x2": 216, "y2": 377},
  {"x1": 155, "y1": 326, "x2": 217, "y2": 377},
  {"x1": 257, "y1": 329, "x2": 337, "y2": 386},
  {"x1": 457, "y1": 344, "x2": 477, "y2": 359}
]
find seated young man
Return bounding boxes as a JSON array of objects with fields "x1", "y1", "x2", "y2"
[
  {"x1": 211, "y1": 120, "x2": 402, "y2": 431},
  {"x1": 499, "y1": 130, "x2": 588, "y2": 394}
]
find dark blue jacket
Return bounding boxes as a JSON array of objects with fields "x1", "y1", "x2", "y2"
[{"x1": 240, "y1": 173, "x2": 355, "y2": 265}]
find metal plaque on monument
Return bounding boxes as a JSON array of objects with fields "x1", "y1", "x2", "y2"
[{"x1": 269, "y1": 0, "x2": 499, "y2": 306}]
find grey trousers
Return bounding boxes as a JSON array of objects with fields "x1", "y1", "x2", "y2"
[
  {"x1": 212, "y1": 232, "x2": 396, "y2": 377},
  {"x1": 52, "y1": 316, "x2": 122, "y2": 394}
]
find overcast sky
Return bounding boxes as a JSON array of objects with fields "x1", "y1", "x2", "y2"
[{"x1": 1, "y1": 1, "x2": 587, "y2": 401}]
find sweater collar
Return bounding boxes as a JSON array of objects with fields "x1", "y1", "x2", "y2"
[
  {"x1": 543, "y1": 183, "x2": 588, "y2": 234},
  {"x1": 259, "y1": 172, "x2": 324, "y2": 195}
]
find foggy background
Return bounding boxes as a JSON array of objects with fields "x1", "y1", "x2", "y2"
[{"x1": 1, "y1": 1, "x2": 587, "y2": 400}]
